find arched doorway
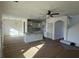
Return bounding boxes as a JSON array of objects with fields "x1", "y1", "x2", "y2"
[{"x1": 54, "y1": 20, "x2": 64, "y2": 40}]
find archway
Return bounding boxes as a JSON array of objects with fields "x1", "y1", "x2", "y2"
[{"x1": 54, "y1": 20, "x2": 64, "y2": 40}]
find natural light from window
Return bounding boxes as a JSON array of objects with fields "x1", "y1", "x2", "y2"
[
  {"x1": 9, "y1": 28, "x2": 18, "y2": 37},
  {"x1": 9, "y1": 28, "x2": 24, "y2": 37},
  {"x1": 23, "y1": 43, "x2": 45, "y2": 58}
]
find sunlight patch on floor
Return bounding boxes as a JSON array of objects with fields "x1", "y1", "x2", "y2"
[{"x1": 23, "y1": 43, "x2": 45, "y2": 58}]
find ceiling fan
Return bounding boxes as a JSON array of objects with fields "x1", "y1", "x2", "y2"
[
  {"x1": 47, "y1": 10, "x2": 60, "y2": 17},
  {"x1": 14, "y1": 1, "x2": 19, "y2": 3}
]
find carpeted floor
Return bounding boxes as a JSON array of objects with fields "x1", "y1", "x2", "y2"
[{"x1": 3, "y1": 36, "x2": 79, "y2": 58}]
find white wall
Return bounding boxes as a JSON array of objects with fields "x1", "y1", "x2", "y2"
[
  {"x1": 3, "y1": 19, "x2": 23, "y2": 36},
  {"x1": 68, "y1": 15, "x2": 79, "y2": 44},
  {"x1": 68, "y1": 23, "x2": 79, "y2": 44},
  {"x1": 2, "y1": 15, "x2": 27, "y2": 37},
  {"x1": 0, "y1": 15, "x2": 2, "y2": 57}
]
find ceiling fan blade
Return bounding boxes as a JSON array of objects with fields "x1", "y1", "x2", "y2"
[{"x1": 51, "y1": 13, "x2": 59, "y2": 15}]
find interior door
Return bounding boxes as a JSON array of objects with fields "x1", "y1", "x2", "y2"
[{"x1": 47, "y1": 23, "x2": 53, "y2": 39}]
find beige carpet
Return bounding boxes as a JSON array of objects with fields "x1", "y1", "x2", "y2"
[{"x1": 3, "y1": 36, "x2": 79, "y2": 58}]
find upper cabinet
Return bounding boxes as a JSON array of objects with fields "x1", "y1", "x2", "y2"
[{"x1": 27, "y1": 19, "x2": 44, "y2": 33}]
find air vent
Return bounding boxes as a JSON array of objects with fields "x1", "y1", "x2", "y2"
[{"x1": 70, "y1": 42, "x2": 75, "y2": 46}]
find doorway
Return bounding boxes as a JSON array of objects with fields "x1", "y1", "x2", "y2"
[{"x1": 54, "y1": 20, "x2": 64, "y2": 40}]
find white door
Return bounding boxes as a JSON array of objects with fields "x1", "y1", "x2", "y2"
[{"x1": 47, "y1": 23, "x2": 53, "y2": 39}]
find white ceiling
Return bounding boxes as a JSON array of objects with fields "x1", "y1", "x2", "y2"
[{"x1": 1, "y1": 1, "x2": 79, "y2": 19}]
